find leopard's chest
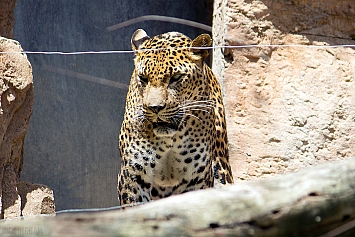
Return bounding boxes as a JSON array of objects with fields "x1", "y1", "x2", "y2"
[{"x1": 128, "y1": 125, "x2": 212, "y2": 188}]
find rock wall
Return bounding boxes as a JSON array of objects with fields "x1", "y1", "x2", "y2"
[
  {"x1": 213, "y1": 0, "x2": 355, "y2": 180},
  {"x1": 0, "y1": 37, "x2": 55, "y2": 218}
]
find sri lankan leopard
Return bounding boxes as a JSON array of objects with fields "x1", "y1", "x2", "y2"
[{"x1": 118, "y1": 29, "x2": 234, "y2": 205}]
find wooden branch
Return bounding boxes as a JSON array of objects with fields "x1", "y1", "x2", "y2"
[{"x1": 1, "y1": 158, "x2": 355, "y2": 237}]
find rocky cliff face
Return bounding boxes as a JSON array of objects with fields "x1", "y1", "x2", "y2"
[{"x1": 213, "y1": 0, "x2": 355, "y2": 180}]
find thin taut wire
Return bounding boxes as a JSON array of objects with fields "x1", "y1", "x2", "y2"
[{"x1": 0, "y1": 44, "x2": 354, "y2": 55}]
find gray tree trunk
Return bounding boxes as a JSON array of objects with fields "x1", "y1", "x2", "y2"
[{"x1": 1, "y1": 157, "x2": 355, "y2": 236}]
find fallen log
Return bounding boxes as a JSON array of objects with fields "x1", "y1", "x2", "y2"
[{"x1": 1, "y1": 158, "x2": 355, "y2": 237}]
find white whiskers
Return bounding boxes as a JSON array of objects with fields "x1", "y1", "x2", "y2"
[
  {"x1": 178, "y1": 99, "x2": 216, "y2": 123},
  {"x1": 128, "y1": 97, "x2": 216, "y2": 128}
]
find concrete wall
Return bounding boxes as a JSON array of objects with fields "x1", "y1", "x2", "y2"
[{"x1": 14, "y1": 0, "x2": 212, "y2": 210}]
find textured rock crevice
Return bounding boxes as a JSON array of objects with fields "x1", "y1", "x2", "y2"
[{"x1": 212, "y1": 0, "x2": 355, "y2": 180}]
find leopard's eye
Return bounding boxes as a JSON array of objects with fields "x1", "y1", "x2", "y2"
[
  {"x1": 169, "y1": 74, "x2": 184, "y2": 85},
  {"x1": 138, "y1": 75, "x2": 149, "y2": 85}
]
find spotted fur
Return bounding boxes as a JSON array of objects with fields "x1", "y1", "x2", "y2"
[{"x1": 118, "y1": 29, "x2": 234, "y2": 205}]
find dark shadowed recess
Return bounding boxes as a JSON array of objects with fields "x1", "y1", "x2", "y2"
[{"x1": 14, "y1": 0, "x2": 213, "y2": 211}]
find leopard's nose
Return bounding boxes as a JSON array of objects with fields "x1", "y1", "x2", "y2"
[{"x1": 148, "y1": 104, "x2": 166, "y2": 114}]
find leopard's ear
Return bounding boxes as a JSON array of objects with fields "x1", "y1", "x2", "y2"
[
  {"x1": 131, "y1": 29, "x2": 151, "y2": 51},
  {"x1": 190, "y1": 34, "x2": 212, "y2": 62}
]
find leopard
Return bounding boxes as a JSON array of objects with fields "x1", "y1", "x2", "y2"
[{"x1": 118, "y1": 29, "x2": 234, "y2": 205}]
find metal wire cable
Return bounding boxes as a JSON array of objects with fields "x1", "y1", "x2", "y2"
[
  {"x1": 55, "y1": 203, "x2": 144, "y2": 214},
  {"x1": 0, "y1": 44, "x2": 354, "y2": 55},
  {"x1": 106, "y1": 15, "x2": 212, "y2": 32}
]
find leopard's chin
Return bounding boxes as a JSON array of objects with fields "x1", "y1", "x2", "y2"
[{"x1": 152, "y1": 121, "x2": 178, "y2": 137}]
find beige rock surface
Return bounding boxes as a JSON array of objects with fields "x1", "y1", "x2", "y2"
[
  {"x1": 0, "y1": 37, "x2": 55, "y2": 218},
  {"x1": 18, "y1": 181, "x2": 55, "y2": 217},
  {"x1": 213, "y1": 0, "x2": 355, "y2": 181}
]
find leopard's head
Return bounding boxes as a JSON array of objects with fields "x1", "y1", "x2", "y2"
[{"x1": 131, "y1": 29, "x2": 212, "y2": 137}]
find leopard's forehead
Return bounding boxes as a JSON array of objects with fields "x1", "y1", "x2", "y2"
[
  {"x1": 140, "y1": 32, "x2": 192, "y2": 50},
  {"x1": 135, "y1": 32, "x2": 195, "y2": 77}
]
